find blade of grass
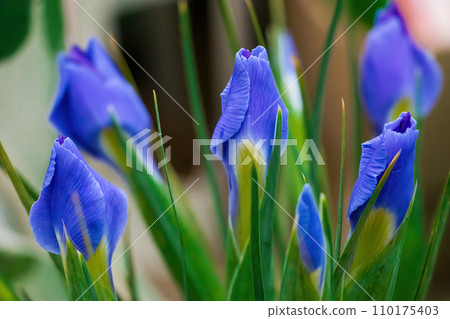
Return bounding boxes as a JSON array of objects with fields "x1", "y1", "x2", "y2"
[
  {"x1": 244, "y1": 0, "x2": 267, "y2": 48},
  {"x1": 414, "y1": 172, "x2": 450, "y2": 300},
  {"x1": 320, "y1": 193, "x2": 335, "y2": 300},
  {"x1": 250, "y1": 164, "x2": 265, "y2": 301},
  {"x1": 178, "y1": 1, "x2": 227, "y2": 242},
  {"x1": 153, "y1": 91, "x2": 189, "y2": 300},
  {"x1": 334, "y1": 99, "x2": 345, "y2": 260},
  {"x1": 0, "y1": 141, "x2": 34, "y2": 213},
  {"x1": 217, "y1": 0, "x2": 240, "y2": 57},
  {"x1": 311, "y1": 0, "x2": 345, "y2": 142},
  {"x1": 123, "y1": 231, "x2": 139, "y2": 301}
]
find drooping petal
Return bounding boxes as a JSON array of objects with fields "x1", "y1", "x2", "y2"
[
  {"x1": 296, "y1": 184, "x2": 325, "y2": 277},
  {"x1": 361, "y1": 11, "x2": 415, "y2": 131},
  {"x1": 360, "y1": 3, "x2": 443, "y2": 132},
  {"x1": 348, "y1": 112, "x2": 418, "y2": 230},
  {"x1": 410, "y1": 46, "x2": 443, "y2": 117},
  {"x1": 49, "y1": 38, "x2": 152, "y2": 161}
]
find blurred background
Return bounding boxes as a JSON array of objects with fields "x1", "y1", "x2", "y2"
[{"x1": 0, "y1": 0, "x2": 448, "y2": 300}]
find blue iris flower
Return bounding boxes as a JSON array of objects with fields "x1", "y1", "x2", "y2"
[
  {"x1": 29, "y1": 136, "x2": 128, "y2": 264},
  {"x1": 348, "y1": 112, "x2": 418, "y2": 230},
  {"x1": 210, "y1": 46, "x2": 288, "y2": 251},
  {"x1": 361, "y1": 3, "x2": 443, "y2": 132},
  {"x1": 49, "y1": 37, "x2": 151, "y2": 160},
  {"x1": 296, "y1": 184, "x2": 325, "y2": 288}
]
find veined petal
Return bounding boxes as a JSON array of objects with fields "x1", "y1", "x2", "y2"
[
  {"x1": 296, "y1": 184, "x2": 325, "y2": 280},
  {"x1": 51, "y1": 140, "x2": 106, "y2": 260},
  {"x1": 211, "y1": 51, "x2": 250, "y2": 154},
  {"x1": 348, "y1": 112, "x2": 418, "y2": 230}
]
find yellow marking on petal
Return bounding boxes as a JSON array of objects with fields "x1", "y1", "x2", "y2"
[
  {"x1": 391, "y1": 98, "x2": 412, "y2": 121},
  {"x1": 310, "y1": 267, "x2": 322, "y2": 292},
  {"x1": 352, "y1": 208, "x2": 395, "y2": 274}
]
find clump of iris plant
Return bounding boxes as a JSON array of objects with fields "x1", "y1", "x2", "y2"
[
  {"x1": 210, "y1": 46, "x2": 288, "y2": 253},
  {"x1": 29, "y1": 136, "x2": 127, "y2": 300},
  {"x1": 360, "y1": 3, "x2": 443, "y2": 132}
]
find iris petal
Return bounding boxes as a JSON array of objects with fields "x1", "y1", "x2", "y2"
[
  {"x1": 361, "y1": 3, "x2": 442, "y2": 132},
  {"x1": 296, "y1": 184, "x2": 325, "y2": 276}
]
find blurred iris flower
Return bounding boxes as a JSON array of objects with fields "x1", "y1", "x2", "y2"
[
  {"x1": 49, "y1": 37, "x2": 151, "y2": 161},
  {"x1": 29, "y1": 136, "x2": 127, "y2": 265},
  {"x1": 348, "y1": 112, "x2": 418, "y2": 231},
  {"x1": 361, "y1": 2, "x2": 443, "y2": 132},
  {"x1": 211, "y1": 46, "x2": 288, "y2": 252},
  {"x1": 296, "y1": 184, "x2": 325, "y2": 290}
]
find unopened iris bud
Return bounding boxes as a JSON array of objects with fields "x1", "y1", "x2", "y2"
[
  {"x1": 360, "y1": 3, "x2": 443, "y2": 132},
  {"x1": 49, "y1": 38, "x2": 151, "y2": 161},
  {"x1": 210, "y1": 46, "x2": 288, "y2": 252},
  {"x1": 29, "y1": 136, "x2": 127, "y2": 266},
  {"x1": 296, "y1": 184, "x2": 325, "y2": 290},
  {"x1": 348, "y1": 112, "x2": 418, "y2": 231}
]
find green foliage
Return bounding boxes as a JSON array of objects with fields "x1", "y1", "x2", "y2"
[
  {"x1": 105, "y1": 119, "x2": 224, "y2": 300},
  {"x1": 42, "y1": 0, "x2": 65, "y2": 57},
  {"x1": 0, "y1": 0, "x2": 31, "y2": 60},
  {"x1": 279, "y1": 227, "x2": 319, "y2": 301},
  {"x1": 415, "y1": 172, "x2": 450, "y2": 300}
]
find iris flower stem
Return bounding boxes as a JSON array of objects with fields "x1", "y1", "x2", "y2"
[
  {"x1": 178, "y1": 1, "x2": 227, "y2": 242},
  {"x1": 311, "y1": 0, "x2": 345, "y2": 142},
  {"x1": 217, "y1": 0, "x2": 240, "y2": 58},
  {"x1": 244, "y1": 0, "x2": 267, "y2": 49},
  {"x1": 334, "y1": 100, "x2": 345, "y2": 260},
  {"x1": 153, "y1": 92, "x2": 189, "y2": 300}
]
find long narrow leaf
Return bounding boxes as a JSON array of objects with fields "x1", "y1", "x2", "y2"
[
  {"x1": 259, "y1": 110, "x2": 283, "y2": 300},
  {"x1": 217, "y1": 0, "x2": 240, "y2": 57},
  {"x1": 178, "y1": 1, "x2": 227, "y2": 242},
  {"x1": 244, "y1": 0, "x2": 267, "y2": 48},
  {"x1": 153, "y1": 91, "x2": 189, "y2": 300},
  {"x1": 320, "y1": 193, "x2": 335, "y2": 300},
  {"x1": 334, "y1": 99, "x2": 346, "y2": 260},
  {"x1": 415, "y1": 172, "x2": 450, "y2": 300},
  {"x1": 250, "y1": 164, "x2": 264, "y2": 301}
]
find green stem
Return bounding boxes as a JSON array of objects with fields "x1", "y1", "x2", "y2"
[
  {"x1": 153, "y1": 91, "x2": 189, "y2": 300},
  {"x1": 217, "y1": 0, "x2": 240, "y2": 57},
  {"x1": 311, "y1": 0, "x2": 345, "y2": 142},
  {"x1": 178, "y1": 0, "x2": 227, "y2": 242},
  {"x1": 245, "y1": 0, "x2": 267, "y2": 48},
  {"x1": 334, "y1": 100, "x2": 345, "y2": 260}
]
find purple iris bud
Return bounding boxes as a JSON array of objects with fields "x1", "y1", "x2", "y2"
[
  {"x1": 29, "y1": 137, "x2": 127, "y2": 264},
  {"x1": 296, "y1": 184, "x2": 325, "y2": 288},
  {"x1": 360, "y1": 3, "x2": 443, "y2": 132},
  {"x1": 49, "y1": 37, "x2": 151, "y2": 160},
  {"x1": 348, "y1": 112, "x2": 418, "y2": 230},
  {"x1": 210, "y1": 46, "x2": 289, "y2": 250}
]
